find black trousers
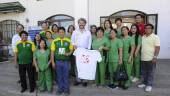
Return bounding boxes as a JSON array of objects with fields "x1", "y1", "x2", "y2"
[{"x1": 19, "y1": 64, "x2": 35, "y2": 90}]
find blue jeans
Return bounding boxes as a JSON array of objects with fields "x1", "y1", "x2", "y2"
[
  {"x1": 141, "y1": 61, "x2": 156, "y2": 86},
  {"x1": 56, "y1": 60, "x2": 70, "y2": 92}
]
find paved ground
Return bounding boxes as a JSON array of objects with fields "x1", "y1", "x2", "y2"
[{"x1": 0, "y1": 59, "x2": 170, "y2": 96}]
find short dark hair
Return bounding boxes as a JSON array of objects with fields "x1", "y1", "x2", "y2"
[
  {"x1": 145, "y1": 24, "x2": 154, "y2": 29},
  {"x1": 59, "y1": 27, "x2": 66, "y2": 32},
  {"x1": 90, "y1": 25, "x2": 97, "y2": 29},
  {"x1": 121, "y1": 26, "x2": 130, "y2": 32},
  {"x1": 96, "y1": 27, "x2": 104, "y2": 33},
  {"x1": 104, "y1": 20, "x2": 113, "y2": 30},
  {"x1": 17, "y1": 24, "x2": 24, "y2": 29},
  {"x1": 110, "y1": 29, "x2": 117, "y2": 34},
  {"x1": 115, "y1": 18, "x2": 122, "y2": 23},
  {"x1": 41, "y1": 21, "x2": 49, "y2": 26},
  {"x1": 78, "y1": 18, "x2": 87, "y2": 24},
  {"x1": 19, "y1": 31, "x2": 28, "y2": 37},
  {"x1": 135, "y1": 14, "x2": 144, "y2": 18}
]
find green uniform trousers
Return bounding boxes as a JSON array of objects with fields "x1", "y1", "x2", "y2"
[
  {"x1": 38, "y1": 67, "x2": 52, "y2": 92},
  {"x1": 108, "y1": 62, "x2": 119, "y2": 85},
  {"x1": 95, "y1": 61, "x2": 106, "y2": 85}
]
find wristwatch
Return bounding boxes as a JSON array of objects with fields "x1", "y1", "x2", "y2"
[{"x1": 153, "y1": 56, "x2": 157, "y2": 58}]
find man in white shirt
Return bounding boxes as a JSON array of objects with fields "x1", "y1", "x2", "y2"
[
  {"x1": 11, "y1": 24, "x2": 32, "y2": 83},
  {"x1": 12, "y1": 24, "x2": 32, "y2": 51},
  {"x1": 71, "y1": 18, "x2": 92, "y2": 87},
  {"x1": 138, "y1": 24, "x2": 160, "y2": 92}
]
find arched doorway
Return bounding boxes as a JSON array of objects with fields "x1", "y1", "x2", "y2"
[
  {"x1": 100, "y1": 10, "x2": 158, "y2": 34},
  {"x1": 38, "y1": 14, "x2": 75, "y2": 30}
]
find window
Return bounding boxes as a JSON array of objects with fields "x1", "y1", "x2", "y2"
[{"x1": 0, "y1": 20, "x2": 19, "y2": 44}]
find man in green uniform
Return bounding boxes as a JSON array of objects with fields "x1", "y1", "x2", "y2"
[
  {"x1": 14, "y1": 31, "x2": 36, "y2": 93},
  {"x1": 51, "y1": 27, "x2": 73, "y2": 95},
  {"x1": 39, "y1": 21, "x2": 50, "y2": 39},
  {"x1": 115, "y1": 18, "x2": 123, "y2": 39}
]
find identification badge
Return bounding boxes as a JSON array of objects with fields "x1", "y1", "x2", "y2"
[{"x1": 58, "y1": 48, "x2": 65, "y2": 55}]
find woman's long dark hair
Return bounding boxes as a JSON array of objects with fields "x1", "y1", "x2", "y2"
[
  {"x1": 104, "y1": 20, "x2": 113, "y2": 30},
  {"x1": 34, "y1": 33, "x2": 42, "y2": 46},
  {"x1": 38, "y1": 39, "x2": 48, "y2": 50},
  {"x1": 129, "y1": 24, "x2": 140, "y2": 46}
]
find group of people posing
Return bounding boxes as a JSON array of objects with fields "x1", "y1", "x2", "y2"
[{"x1": 12, "y1": 14, "x2": 160, "y2": 95}]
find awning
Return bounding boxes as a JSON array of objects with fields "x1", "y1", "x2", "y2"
[{"x1": 0, "y1": 2, "x2": 25, "y2": 13}]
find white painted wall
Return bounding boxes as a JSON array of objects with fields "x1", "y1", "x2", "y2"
[
  {"x1": 89, "y1": 0, "x2": 170, "y2": 59},
  {"x1": 0, "y1": 0, "x2": 169, "y2": 59}
]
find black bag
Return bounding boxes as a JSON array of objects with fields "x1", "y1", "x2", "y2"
[{"x1": 114, "y1": 64, "x2": 128, "y2": 81}]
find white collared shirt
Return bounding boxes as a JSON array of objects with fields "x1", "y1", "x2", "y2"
[
  {"x1": 71, "y1": 29, "x2": 92, "y2": 49},
  {"x1": 11, "y1": 34, "x2": 32, "y2": 52}
]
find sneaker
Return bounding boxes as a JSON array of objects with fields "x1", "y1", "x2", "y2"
[
  {"x1": 145, "y1": 86, "x2": 152, "y2": 92},
  {"x1": 82, "y1": 82, "x2": 88, "y2": 87},
  {"x1": 132, "y1": 77, "x2": 139, "y2": 82},
  {"x1": 138, "y1": 84, "x2": 146, "y2": 88},
  {"x1": 20, "y1": 88, "x2": 27, "y2": 93},
  {"x1": 108, "y1": 84, "x2": 118, "y2": 90},
  {"x1": 64, "y1": 91, "x2": 70, "y2": 96},
  {"x1": 74, "y1": 81, "x2": 81, "y2": 86}
]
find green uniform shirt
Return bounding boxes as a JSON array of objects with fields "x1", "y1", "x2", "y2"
[
  {"x1": 15, "y1": 41, "x2": 36, "y2": 64},
  {"x1": 45, "y1": 40, "x2": 53, "y2": 49},
  {"x1": 108, "y1": 38, "x2": 123, "y2": 62},
  {"x1": 52, "y1": 33, "x2": 59, "y2": 39},
  {"x1": 66, "y1": 32, "x2": 72, "y2": 39},
  {"x1": 92, "y1": 37, "x2": 110, "y2": 56},
  {"x1": 132, "y1": 35, "x2": 142, "y2": 47},
  {"x1": 34, "y1": 49, "x2": 50, "y2": 71},
  {"x1": 39, "y1": 30, "x2": 51, "y2": 39},
  {"x1": 51, "y1": 37, "x2": 73, "y2": 60},
  {"x1": 92, "y1": 34, "x2": 97, "y2": 41},
  {"x1": 122, "y1": 36, "x2": 135, "y2": 61},
  {"x1": 104, "y1": 29, "x2": 111, "y2": 38},
  {"x1": 116, "y1": 27, "x2": 122, "y2": 39}
]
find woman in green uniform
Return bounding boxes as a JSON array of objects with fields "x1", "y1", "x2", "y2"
[
  {"x1": 51, "y1": 24, "x2": 59, "y2": 39},
  {"x1": 104, "y1": 20, "x2": 113, "y2": 38},
  {"x1": 66, "y1": 25, "x2": 75, "y2": 38},
  {"x1": 90, "y1": 25, "x2": 97, "y2": 41},
  {"x1": 45, "y1": 31, "x2": 53, "y2": 49},
  {"x1": 92, "y1": 27, "x2": 110, "y2": 87},
  {"x1": 34, "y1": 33, "x2": 42, "y2": 49},
  {"x1": 121, "y1": 26, "x2": 135, "y2": 89},
  {"x1": 108, "y1": 29, "x2": 123, "y2": 89},
  {"x1": 33, "y1": 39, "x2": 52, "y2": 92},
  {"x1": 129, "y1": 24, "x2": 142, "y2": 82},
  {"x1": 104, "y1": 20, "x2": 113, "y2": 80}
]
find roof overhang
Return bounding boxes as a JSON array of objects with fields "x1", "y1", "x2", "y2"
[{"x1": 0, "y1": 2, "x2": 25, "y2": 14}]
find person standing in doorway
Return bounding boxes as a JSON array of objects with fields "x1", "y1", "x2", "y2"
[{"x1": 135, "y1": 14, "x2": 145, "y2": 36}]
